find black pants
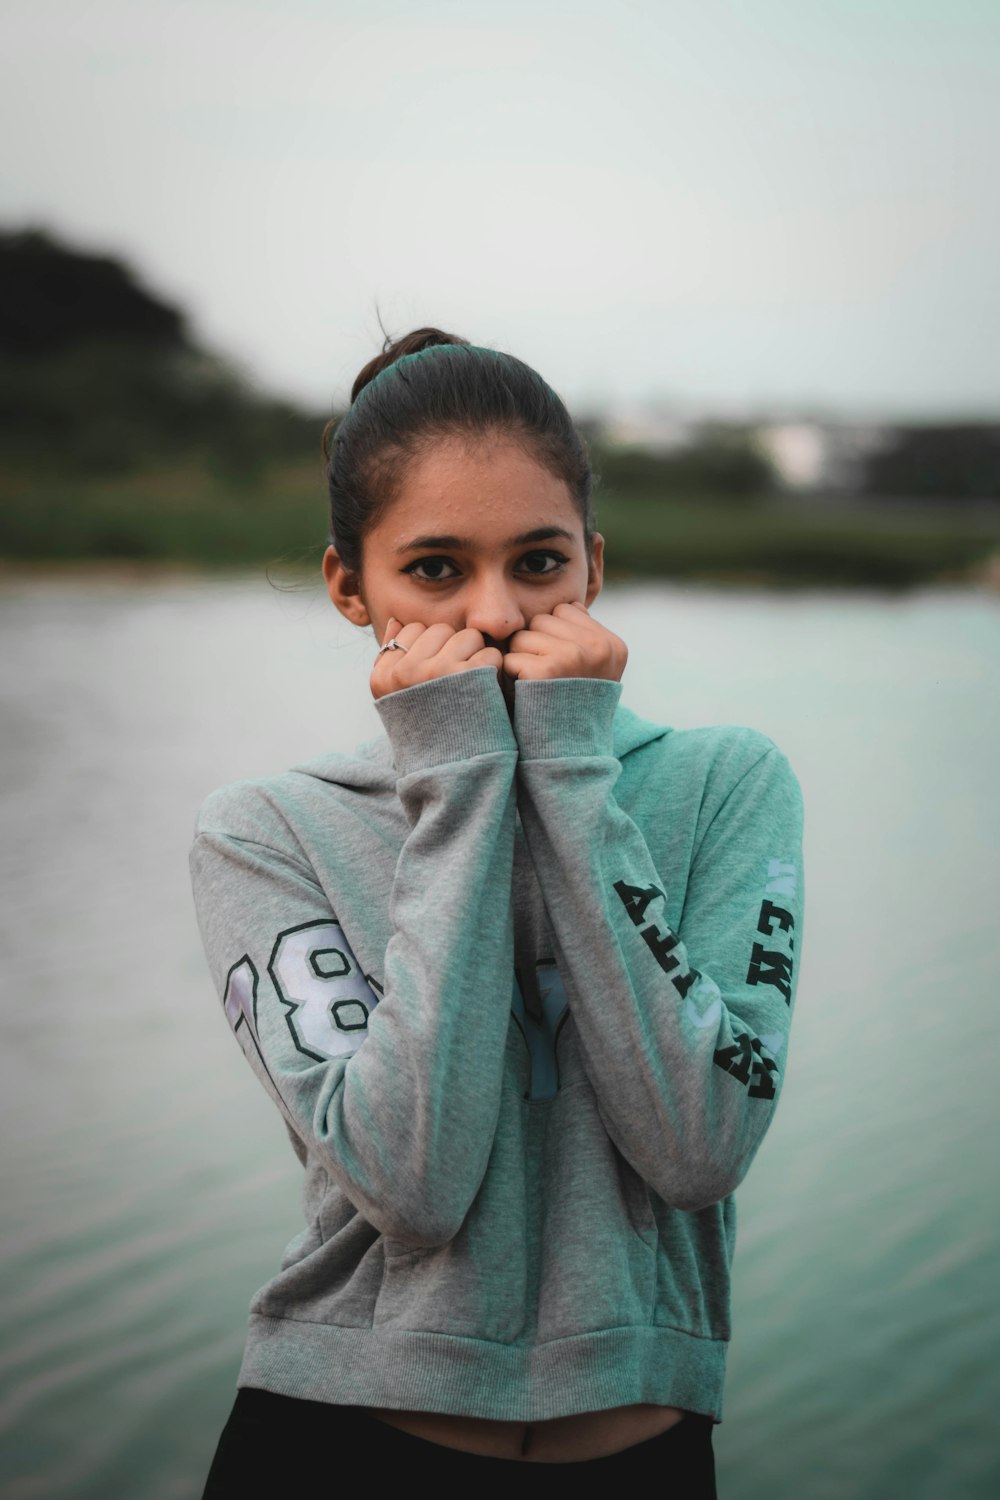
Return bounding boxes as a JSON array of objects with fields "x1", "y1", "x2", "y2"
[{"x1": 202, "y1": 1387, "x2": 718, "y2": 1496}]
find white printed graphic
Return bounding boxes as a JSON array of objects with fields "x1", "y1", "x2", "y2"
[
  {"x1": 685, "y1": 992, "x2": 723, "y2": 1030},
  {"x1": 222, "y1": 953, "x2": 292, "y2": 1109},
  {"x1": 269, "y1": 921, "x2": 380, "y2": 1062},
  {"x1": 224, "y1": 955, "x2": 259, "y2": 1036},
  {"x1": 765, "y1": 859, "x2": 797, "y2": 899}
]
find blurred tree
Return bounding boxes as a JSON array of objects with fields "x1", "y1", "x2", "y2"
[
  {"x1": 860, "y1": 424, "x2": 1000, "y2": 501},
  {"x1": 593, "y1": 425, "x2": 775, "y2": 500},
  {"x1": 0, "y1": 226, "x2": 326, "y2": 478},
  {"x1": 0, "y1": 228, "x2": 188, "y2": 357}
]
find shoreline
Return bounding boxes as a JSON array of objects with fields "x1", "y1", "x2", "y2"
[{"x1": 1, "y1": 557, "x2": 997, "y2": 594}]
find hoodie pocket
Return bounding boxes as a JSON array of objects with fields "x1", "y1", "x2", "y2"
[
  {"x1": 373, "y1": 1099, "x2": 533, "y2": 1342},
  {"x1": 373, "y1": 1227, "x2": 529, "y2": 1342},
  {"x1": 649, "y1": 1193, "x2": 733, "y2": 1340},
  {"x1": 535, "y1": 1084, "x2": 657, "y2": 1340}
]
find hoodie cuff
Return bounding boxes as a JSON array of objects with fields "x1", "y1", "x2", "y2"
[
  {"x1": 375, "y1": 667, "x2": 517, "y2": 778},
  {"x1": 513, "y1": 677, "x2": 623, "y2": 761}
]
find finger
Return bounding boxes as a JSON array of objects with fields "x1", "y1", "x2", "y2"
[
  {"x1": 431, "y1": 626, "x2": 492, "y2": 662},
  {"x1": 458, "y1": 646, "x2": 503, "y2": 672},
  {"x1": 507, "y1": 627, "x2": 568, "y2": 655},
  {"x1": 398, "y1": 621, "x2": 456, "y2": 661},
  {"x1": 370, "y1": 623, "x2": 426, "y2": 687},
  {"x1": 370, "y1": 620, "x2": 430, "y2": 695},
  {"x1": 500, "y1": 651, "x2": 547, "y2": 680},
  {"x1": 522, "y1": 612, "x2": 592, "y2": 641},
  {"x1": 380, "y1": 620, "x2": 430, "y2": 652}
]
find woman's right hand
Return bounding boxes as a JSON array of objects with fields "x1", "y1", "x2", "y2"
[{"x1": 370, "y1": 617, "x2": 504, "y2": 701}]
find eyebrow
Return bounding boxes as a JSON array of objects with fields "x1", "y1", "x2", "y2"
[{"x1": 395, "y1": 526, "x2": 577, "y2": 555}]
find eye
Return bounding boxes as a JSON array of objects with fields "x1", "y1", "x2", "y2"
[
  {"x1": 402, "y1": 556, "x2": 460, "y2": 582},
  {"x1": 518, "y1": 550, "x2": 568, "y2": 576}
]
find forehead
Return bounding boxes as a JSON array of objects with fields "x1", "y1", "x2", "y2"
[{"x1": 374, "y1": 436, "x2": 581, "y2": 547}]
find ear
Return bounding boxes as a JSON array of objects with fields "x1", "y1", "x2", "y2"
[
  {"x1": 322, "y1": 545, "x2": 371, "y2": 627},
  {"x1": 584, "y1": 532, "x2": 605, "y2": 607}
]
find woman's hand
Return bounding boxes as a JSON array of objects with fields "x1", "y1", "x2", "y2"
[
  {"x1": 371, "y1": 618, "x2": 504, "y2": 701},
  {"x1": 501, "y1": 602, "x2": 627, "y2": 685}
]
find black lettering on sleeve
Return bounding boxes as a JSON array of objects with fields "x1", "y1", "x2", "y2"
[
  {"x1": 614, "y1": 880, "x2": 667, "y2": 928},
  {"x1": 672, "y1": 968, "x2": 697, "y2": 1000},
  {"x1": 748, "y1": 1039, "x2": 778, "y2": 1099},
  {"x1": 713, "y1": 1033, "x2": 752, "y2": 1085},
  {"x1": 757, "y1": 899, "x2": 794, "y2": 936},
  {"x1": 713, "y1": 1034, "x2": 778, "y2": 1099},
  {"x1": 746, "y1": 943, "x2": 793, "y2": 1004},
  {"x1": 641, "y1": 923, "x2": 680, "y2": 976}
]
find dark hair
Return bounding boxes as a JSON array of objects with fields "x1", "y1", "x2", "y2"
[{"x1": 322, "y1": 327, "x2": 595, "y2": 575}]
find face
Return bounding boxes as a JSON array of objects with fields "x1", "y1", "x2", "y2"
[{"x1": 323, "y1": 435, "x2": 604, "y2": 656}]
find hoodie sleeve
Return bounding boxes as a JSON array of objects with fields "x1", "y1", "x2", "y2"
[
  {"x1": 512, "y1": 676, "x2": 804, "y2": 1211},
  {"x1": 190, "y1": 667, "x2": 518, "y2": 1249}
]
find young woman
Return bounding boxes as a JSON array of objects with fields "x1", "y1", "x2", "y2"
[{"x1": 190, "y1": 329, "x2": 803, "y2": 1493}]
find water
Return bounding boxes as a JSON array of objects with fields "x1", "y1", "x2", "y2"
[{"x1": 1, "y1": 576, "x2": 997, "y2": 1498}]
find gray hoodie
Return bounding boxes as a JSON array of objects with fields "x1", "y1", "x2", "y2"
[{"x1": 189, "y1": 669, "x2": 803, "y2": 1422}]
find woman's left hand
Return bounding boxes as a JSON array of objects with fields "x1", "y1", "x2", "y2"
[{"x1": 501, "y1": 602, "x2": 628, "y2": 685}]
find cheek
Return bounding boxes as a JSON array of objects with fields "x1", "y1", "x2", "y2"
[
  {"x1": 370, "y1": 570, "x2": 416, "y2": 616},
  {"x1": 550, "y1": 559, "x2": 592, "y2": 601},
  {"x1": 385, "y1": 578, "x2": 462, "y2": 630}
]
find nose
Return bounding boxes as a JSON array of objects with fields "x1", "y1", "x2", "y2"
[{"x1": 463, "y1": 576, "x2": 525, "y2": 649}]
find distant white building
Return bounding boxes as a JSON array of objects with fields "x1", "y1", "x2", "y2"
[
  {"x1": 600, "y1": 403, "x2": 699, "y2": 454},
  {"x1": 598, "y1": 404, "x2": 896, "y2": 497},
  {"x1": 757, "y1": 421, "x2": 894, "y2": 494},
  {"x1": 755, "y1": 424, "x2": 827, "y2": 489}
]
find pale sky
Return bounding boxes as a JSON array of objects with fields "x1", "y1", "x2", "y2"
[{"x1": 2, "y1": 0, "x2": 998, "y2": 418}]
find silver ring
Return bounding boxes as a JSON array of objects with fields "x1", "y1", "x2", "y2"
[{"x1": 377, "y1": 639, "x2": 409, "y2": 655}]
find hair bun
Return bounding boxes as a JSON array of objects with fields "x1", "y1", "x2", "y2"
[{"x1": 350, "y1": 327, "x2": 469, "y2": 404}]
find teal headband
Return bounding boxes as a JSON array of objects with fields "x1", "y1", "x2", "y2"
[
  {"x1": 352, "y1": 343, "x2": 506, "y2": 408},
  {"x1": 350, "y1": 342, "x2": 563, "y2": 423}
]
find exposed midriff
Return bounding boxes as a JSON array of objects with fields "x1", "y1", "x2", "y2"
[{"x1": 363, "y1": 1401, "x2": 687, "y2": 1463}]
